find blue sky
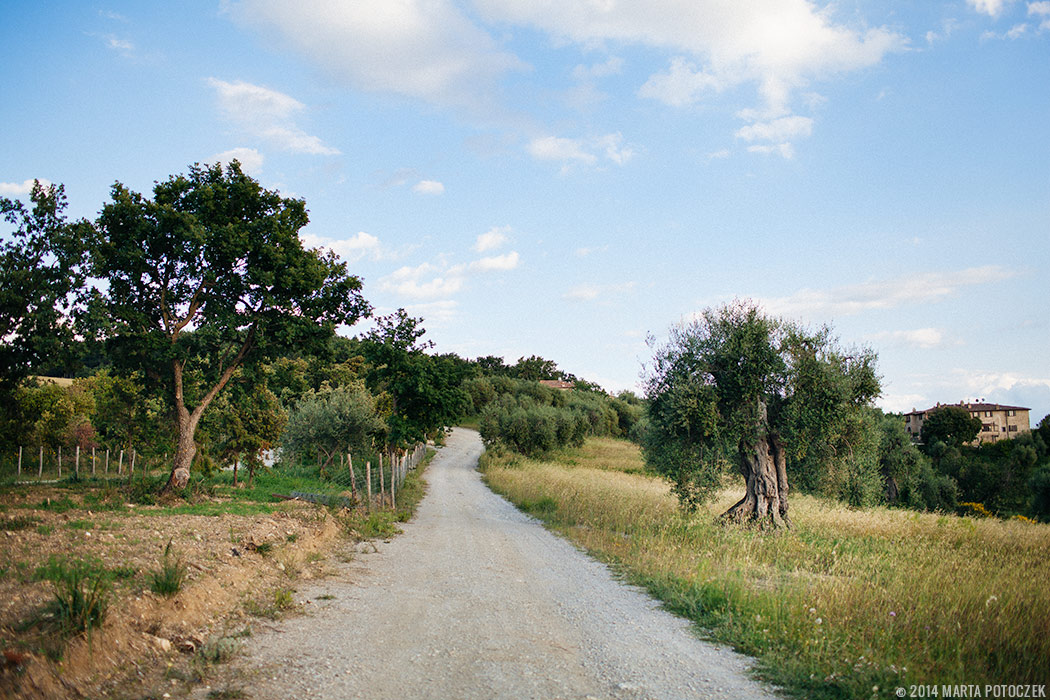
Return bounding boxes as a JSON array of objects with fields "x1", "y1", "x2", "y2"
[{"x1": 3, "y1": 1, "x2": 1048, "y2": 423}]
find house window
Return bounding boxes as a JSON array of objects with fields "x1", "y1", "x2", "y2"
[
  {"x1": 972, "y1": 412, "x2": 979, "y2": 418},
  {"x1": 1009, "y1": 425, "x2": 1018, "y2": 432},
  {"x1": 982, "y1": 423, "x2": 994, "y2": 432},
  {"x1": 985, "y1": 411, "x2": 993, "y2": 417},
  {"x1": 1008, "y1": 410, "x2": 1016, "y2": 416}
]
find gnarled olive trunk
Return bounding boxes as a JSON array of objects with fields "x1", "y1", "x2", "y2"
[{"x1": 721, "y1": 401, "x2": 791, "y2": 527}]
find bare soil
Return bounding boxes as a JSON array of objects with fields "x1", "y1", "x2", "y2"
[{"x1": 0, "y1": 485, "x2": 351, "y2": 699}]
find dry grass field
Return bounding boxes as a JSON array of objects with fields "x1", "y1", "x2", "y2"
[{"x1": 481, "y1": 437, "x2": 1050, "y2": 699}]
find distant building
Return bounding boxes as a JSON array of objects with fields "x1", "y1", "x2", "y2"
[
  {"x1": 539, "y1": 379, "x2": 575, "y2": 391},
  {"x1": 904, "y1": 401, "x2": 1031, "y2": 445}
]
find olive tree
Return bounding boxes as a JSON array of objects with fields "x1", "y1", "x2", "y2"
[
  {"x1": 91, "y1": 162, "x2": 370, "y2": 490},
  {"x1": 643, "y1": 301, "x2": 880, "y2": 526}
]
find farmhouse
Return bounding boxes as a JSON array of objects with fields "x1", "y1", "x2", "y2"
[
  {"x1": 539, "y1": 379, "x2": 575, "y2": 391},
  {"x1": 904, "y1": 401, "x2": 1031, "y2": 445}
]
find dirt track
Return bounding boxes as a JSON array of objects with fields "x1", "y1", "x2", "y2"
[{"x1": 221, "y1": 428, "x2": 779, "y2": 699}]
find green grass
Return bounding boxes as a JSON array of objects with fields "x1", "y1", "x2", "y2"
[{"x1": 481, "y1": 438, "x2": 1050, "y2": 700}]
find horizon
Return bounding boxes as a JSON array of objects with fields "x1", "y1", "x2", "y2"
[{"x1": 2, "y1": 1, "x2": 1047, "y2": 424}]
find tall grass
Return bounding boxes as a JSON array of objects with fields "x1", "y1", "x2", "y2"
[{"x1": 481, "y1": 438, "x2": 1050, "y2": 699}]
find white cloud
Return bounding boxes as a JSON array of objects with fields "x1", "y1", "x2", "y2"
[
  {"x1": 1031, "y1": 1, "x2": 1050, "y2": 29},
  {"x1": 301, "y1": 231, "x2": 385, "y2": 263},
  {"x1": 866, "y1": 328, "x2": 948, "y2": 350},
  {"x1": 761, "y1": 265, "x2": 1017, "y2": 318},
  {"x1": 380, "y1": 262, "x2": 464, "y2": 299},
  {"x1": 475, "y1": 226, "x2": 510, "y2": 252},
  {"x1": 747, "y1": 143, "x2": 795, "y2": 159},
  {"x1": 969, "y1": 0, "x2": 1015, "y2": 17},
  {"x1": 468, "y1": 251, "x2": 519, "y2": 272},
  {"x1": 413, "y1": 180, "x2": 445, "y2": 195},
  {"x1": 572, "y1": 56, "x2": 624, "y2": 80},
  {"x1": 207, "y1": 78, "x2": 339, "y2": 155},
  {"x1": 736, "y1": 115, "x2": 813, "y2": 143},
  {"x1": 106, "y1": 36, "x2": 134, "y2": 53},
  {"x1": 378, "y1": 244, "x2": 520, "y2": 302},
  {"x1": 0, "y1": 179, "x2": 50, "y2": 196},
  {"x1": 637, "y1": 57, "x2": 725, "y2": 107},
  {"x1": 528, "y1": 135, "x2": 598, "y2": 166},
  {"x1": 575, "y1": 245, "x2": 608, "y2": 257},
  {"x1": 528, "y1": 132, "x2": 636, "y2": 171},
  {"x1": 474, "y1": 0, "x2": 905, "y2": 117},
  {"x1": 564, "y1": 281, "x2": 636, "y2": 302},
  {"x1": 210, "y1": 147, "x2": 264, "y2": 175},
  {"x1": 228, "y1": 0, "x2": 523, "y2": 112}
]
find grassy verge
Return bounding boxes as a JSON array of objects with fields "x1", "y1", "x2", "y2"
[{"x1": 480, "y1": 438, "x2": 1050, "y2": 700}]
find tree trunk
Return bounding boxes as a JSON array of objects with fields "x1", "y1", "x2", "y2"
[
  {"x1": 164, "y1": 414, "x2": 197, "y2": 491},
  {"x1": 721, "y1": 402, "x2": 791, "y2": 527}
]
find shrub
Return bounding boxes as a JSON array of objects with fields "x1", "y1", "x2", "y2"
[{"x1": 45, "y1": 560, "x2": 110, "y2": 634}]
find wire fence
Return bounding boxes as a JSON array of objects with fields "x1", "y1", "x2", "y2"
[{"x1": 0, "y1": 443, "x2": 429, "y2": 511}]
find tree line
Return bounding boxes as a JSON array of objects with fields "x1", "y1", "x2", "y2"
[{"x1": 3, "y1": 164, "x2": 1046, "y2": 519}]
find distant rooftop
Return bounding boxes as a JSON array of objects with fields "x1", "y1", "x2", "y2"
[{"x1": 906, "y1": 401, "x2": 1030, "y2": 415}]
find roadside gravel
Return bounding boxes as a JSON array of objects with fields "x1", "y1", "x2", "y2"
[{"x1": 219, "y1": 428, "x2": 780, "y2": 700}]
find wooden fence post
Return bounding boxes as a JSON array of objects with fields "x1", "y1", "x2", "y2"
[
  {"x1": 17, "y1": 446, "x2": 22, "y2": 476},
  {"x1": 39, "y1": 446, "x2": 43, "y2": 477},
  {"x1": 118, "y1": 450, "x2": 124, "y2": 475},
  {"x1": 75, "y1": 446, "x2": 80, "y2": 477},
  {"x1": 379, "y1": 454, "x2": 385, "y2": 507},
  {"x1": 348, "y1": 454, "x2": 356, "y2": 501},
  {"x1": 57, "y1": 446, "x2": 62, "y2": 477},
  {"x1": 130, "y1": 450, "x2": 136, "y2": 475},
  {"x1": 105, "y1": 449, "x2": 110, "y2": 474},
  {"x1": 92, "y1": 447, "x2": 96, "y2": 475},
  {"x1": 366, "y1": 461, "x2": 372, "y2": 510}
]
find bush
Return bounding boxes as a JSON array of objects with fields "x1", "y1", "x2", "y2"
[{"x1": 46, "y1": 560, "x2": 110, "y2": 634}]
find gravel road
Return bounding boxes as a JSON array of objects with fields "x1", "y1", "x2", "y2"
[{"x1": 223, "y1": 428, "x2": 779, "y2": 700}]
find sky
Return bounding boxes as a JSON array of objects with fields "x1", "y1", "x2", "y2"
[{"x1": 2, "y1": 0, "x2": 1048, "y2": 424}]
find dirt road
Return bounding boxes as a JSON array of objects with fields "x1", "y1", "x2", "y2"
[{"x1": 223, "y1": 428, "x2": 779, "y2": 699}]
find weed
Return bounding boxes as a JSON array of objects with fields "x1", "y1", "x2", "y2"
[
  {"x1": 3, "y1": 515, "x2": 39, "y2": 531},
  {"x1": 254, "y1": 542, "x2": 273, "y2": 555},
  {"x1": 207, "y1": 689, "x2": 247, "y2": 699},
  {"x1": 65, "y1": 519, "x2": 96, "y2": 530},
  {"x1": 198, "y1": 635, "x2": 240, "y2": 663},
  {"x1": 285, "y1": 532, "x2": 298, "y2": 543},
  {"x1": 36, "y1": 524, "x2": 54, "y2": 536},
  {"x1": 150, "y1": 539, "x2": 187, "y2": 597},
  {"x1": 42, "y1": 559, "x2": 110, "y2": 635},
  {"x1": 37, "y1": 496, "x2": 78, "y2": 512}
]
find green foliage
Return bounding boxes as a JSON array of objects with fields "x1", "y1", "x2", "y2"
[
  {"x1": 150, "y1": 539, "x2": 187, "y2": 597},
  {"x1": 280, "y1": 382, "x2": 385, "y2": 470},
  {"x1": 1028, "y1": 464, "x2": 1050, "y2": 522},
  {"x1": 89, "y1": 161, "x2": 371, "y2": 483},
  {"x1": 360, "y1": 309, "x2": 469, "y2": 447},
  {"x1": 920, "y1": 405, "x2": 982, "y2": 451},
  {"x1": 0, "y1": 181, "x2": 88, "y2": 396},
  {"x1": 477, "y1": 378, "x2": 627, "y2": 456},
  {"x1": 643, "y1": 300, "x2": 881, "y2": 510}
]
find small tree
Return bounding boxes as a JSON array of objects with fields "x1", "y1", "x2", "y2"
[
  {"x1": 280, "y1": 383, "x2": 385, "y2": 474},
  {"x1": 90, "y1": 162, "x2": 370, "y2": 490},
  {"x1": 643, "y1": 301, "x2": 880, "y2": 526}
]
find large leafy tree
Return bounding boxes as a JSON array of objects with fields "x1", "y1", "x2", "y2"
[
  {"x1": 90, "y1": 162, "x2": 370, "y2": 490},
  {"x1": 0, "y1": 181, "x2": 88, "y2": 395},
  {"x1": 643, "y1": 301, "x2": 880, "y2": 526}
]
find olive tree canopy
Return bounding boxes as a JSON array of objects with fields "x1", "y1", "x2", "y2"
[{"x1": 643, "y1": 301, "x2": 880, "y2": 526}]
